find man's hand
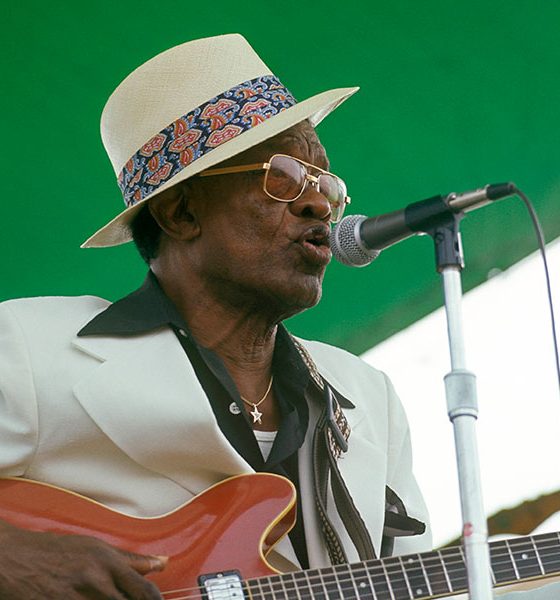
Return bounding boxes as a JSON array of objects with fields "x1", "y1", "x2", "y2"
[{"x1": 0, "y1": 521, "x2": 167, "y2": 599}]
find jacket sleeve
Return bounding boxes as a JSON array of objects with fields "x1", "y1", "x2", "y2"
[{"x1": 0, "y1": 301, "x2": 39, "y2": 476}]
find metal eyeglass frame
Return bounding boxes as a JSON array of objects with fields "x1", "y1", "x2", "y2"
[{"x1": 198, "y1": 153, "x2": 351, "y2": 223}]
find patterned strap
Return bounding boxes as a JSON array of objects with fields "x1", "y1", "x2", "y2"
[
  {"x1": 291, "y1": 338, "x2": 325, "y2": 390},
  {"x1": 293, "y1": 336, "x2": 376, "y2": 562},
  {"x1": 321, "y1": 385, "x2": 376, "y2": 562},
  {"x1": 312, "y1": 409, "x2": 349, "y2": 565},
  {"x1": 292, "y1": 338, "x2": 350, "y2": 454}
]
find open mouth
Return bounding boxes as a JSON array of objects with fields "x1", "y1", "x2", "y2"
[
  {"x1": 298, "y1": 226, "x2": 332, "y2": 264},
  {"x1": 301, "y1": 225, "x2": 330, "y2": 246},
  {"x1": 305, "y1": 237, "x2": 326, "y2": 247}
]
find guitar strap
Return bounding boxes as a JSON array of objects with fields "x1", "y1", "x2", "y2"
[
  {"x1": 312, "y1": 411, "x2": 349, "y2": 565},
  {"x1": 294, "y1": 338, "x2": 426, "y2": 564},
  {"x1": 313, "y1": 395, "x2": 377, "y2": 564},
  {"x1": 293, "y1": 339, "x2": 375, "y2": 564}
]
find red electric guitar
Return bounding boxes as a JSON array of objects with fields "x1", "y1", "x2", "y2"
[{"x1": 1, "y1": 473, "x2": 559, "y2": 599}]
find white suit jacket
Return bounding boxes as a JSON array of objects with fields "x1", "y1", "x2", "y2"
[{"x1": 0, "y1": 295, "x2": 432, "y2": 570}]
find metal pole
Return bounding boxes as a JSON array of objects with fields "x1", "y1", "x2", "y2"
[{"x1": 441, "y1": 266, "x2": 494, "y2": 600}]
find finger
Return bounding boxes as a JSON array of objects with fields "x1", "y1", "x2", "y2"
[
  {"x1": 74, "y1": 571, "x2": 130, "y2": 600},
  {"x1": 117, "y1": 550, "x2": 168, "y2": 575},
  {"x1": 112, "y1": 567, "x2": 163, "y2": 600},
  {"x1": 72, "y1": 554, "x2": 162, "y2": 600}
]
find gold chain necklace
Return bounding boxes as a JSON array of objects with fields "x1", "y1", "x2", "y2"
[{"x1": 239, "y1": 375, "x2": 274, "y2": 425}]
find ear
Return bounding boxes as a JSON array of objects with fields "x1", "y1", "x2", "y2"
[{"x1": 148, "y1": 184, "x2": 200, "y2": 241}]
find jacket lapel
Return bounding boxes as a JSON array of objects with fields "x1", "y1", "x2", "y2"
[{"x1": 71, "y1": 328, "x2": 253, "y2": 496}]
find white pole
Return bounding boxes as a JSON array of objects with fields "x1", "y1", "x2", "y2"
[{"x1": 441, "y1": 266, "x2": 494, "y2": 600}]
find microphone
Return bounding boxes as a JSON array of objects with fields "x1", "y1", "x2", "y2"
[{"x1": 330, "y1": 182, "x2": 516, "y2": 266}]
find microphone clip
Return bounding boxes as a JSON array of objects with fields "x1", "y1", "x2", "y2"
[
  {"x1": 425, "y1": 211, "x2": 465, "y2": 272},
  {"x1": 403, "y1": 193, "x2": 466, "y2": 271}
]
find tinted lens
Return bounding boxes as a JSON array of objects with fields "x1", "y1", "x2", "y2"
[
  {"x1": 265, "y1": 155, "x2": 306, "y2": 201},
  {"x1": 318, "y1": 174, "x2": 347, "y2": 222}
]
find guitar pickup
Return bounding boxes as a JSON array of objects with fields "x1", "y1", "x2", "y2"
[{"x1": 199, "y1": 570, "x2": 245, "y2": 600}]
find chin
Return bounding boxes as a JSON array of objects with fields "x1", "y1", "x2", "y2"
[
  {"x1": 243, "y1": 264, "x2": 325, "y2": 318},
  {"x1": 275, "y1": 277, "x2": 323, "y2": 318}
]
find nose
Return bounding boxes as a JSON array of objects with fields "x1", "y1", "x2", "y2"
[{"x1": 288, "y1": 178, "x2": 332, "y2": 222}]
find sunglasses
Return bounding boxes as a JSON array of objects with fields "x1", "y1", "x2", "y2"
[{"x1": 198, "y1": 153, "x2": 351, "y2": 223}]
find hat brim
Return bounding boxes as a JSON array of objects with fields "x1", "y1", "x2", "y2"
[{"x1": 82, "y1": 85, "x2": 359, "y2": 248}]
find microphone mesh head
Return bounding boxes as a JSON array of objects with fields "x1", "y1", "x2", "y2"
[{"x1": 330, "y1": 215, "x2": 381, "y2": 267}]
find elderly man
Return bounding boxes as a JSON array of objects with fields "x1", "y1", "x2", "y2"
[
  {"x1": 3, "y1": 33, "x2": 554, "y2": 600},
  {"x1": 0, "y1": 34, "x2": 431, "y2": 598}
]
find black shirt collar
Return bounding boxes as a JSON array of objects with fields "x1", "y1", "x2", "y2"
[{"x1": 78, "y1": 271, "x2": 188, "y2": 337}]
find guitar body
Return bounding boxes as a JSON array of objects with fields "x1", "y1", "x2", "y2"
[
  {"x1": 2, "y1": 473, "x2": 560, "y2": 600},
  {"x1": 0, "y1": 473, "x2": 296, "y2": 597}
]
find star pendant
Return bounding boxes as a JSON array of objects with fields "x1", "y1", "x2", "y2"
[{"x1": 250, "y1": 404, "x2": 263, "y2": 425}]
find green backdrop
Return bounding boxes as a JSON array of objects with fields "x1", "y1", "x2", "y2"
[{"x1": 3, "y1": 1, "x2": 559, "y2": 353}]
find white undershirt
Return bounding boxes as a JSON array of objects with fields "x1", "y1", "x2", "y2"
[{"x1": 254, "y1": 429, "x2": 278, "y2": 461}]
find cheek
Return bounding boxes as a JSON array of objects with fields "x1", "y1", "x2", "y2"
[
  {"x1": 198, "y1": 182, "x2": 294, "y2": 267},
  {"x1": 229, "y1": 202, "x2": 289, "y2": 252},
  {"x1": 202, "y1": 212, "x2": 288, "y2": 273}
]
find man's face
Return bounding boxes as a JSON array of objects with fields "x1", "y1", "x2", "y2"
[{"x1": 186, "y1": 121, "x2": 334, "y2": 319}]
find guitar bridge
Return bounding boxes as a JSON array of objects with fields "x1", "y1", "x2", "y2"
[{"x1": 199, "y1": 570, "x2": 245, "y2": 600}]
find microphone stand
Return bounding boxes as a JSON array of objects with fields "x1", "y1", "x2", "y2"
[{"x1": 426, "y1": 210, "x2": 494, "y2": 600}]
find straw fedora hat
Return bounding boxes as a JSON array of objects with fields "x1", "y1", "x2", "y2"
[{"x1": 82, "y1": 33, "x2": 358, "y2": 248}]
